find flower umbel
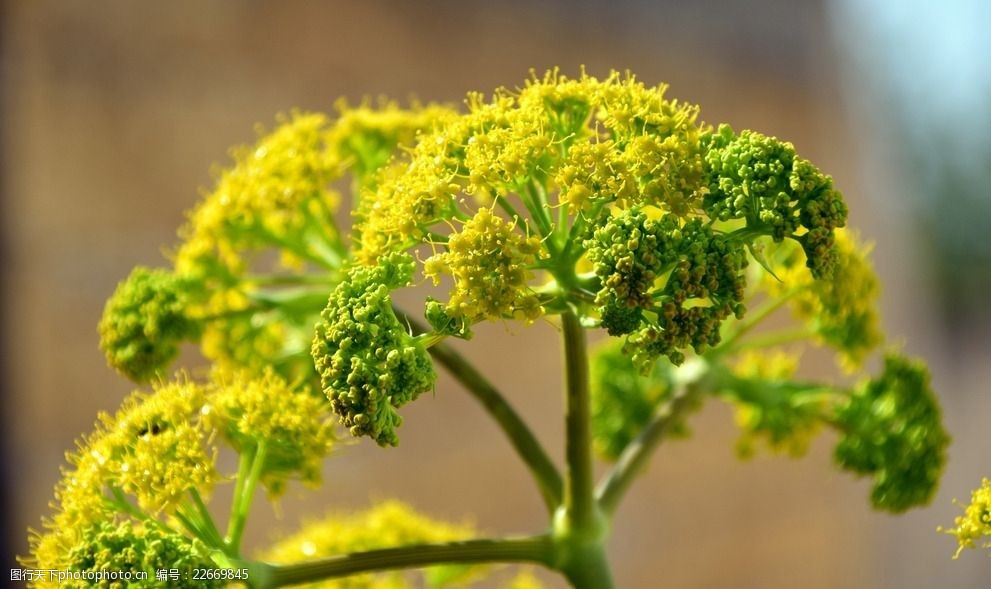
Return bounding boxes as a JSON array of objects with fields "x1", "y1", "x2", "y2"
[
  {"x1": 833, "y1": 354, "x2": 950, "y2": 512},
  {"x1": 312, "y1": 253, "x2": 436, "y2": 446},
  {"x1": 30, "y1": 70, "x2": 953, "y2": 589},
  {"x1": 99, "y1": 267, "x2": 199, "y2": 382}
]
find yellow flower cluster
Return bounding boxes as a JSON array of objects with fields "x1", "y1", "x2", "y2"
[
  {"x1": 506, "y1": 570, "x2": 546, "y2": 589},
  {"x1": 555, "y1": 139, "x2": 636, "y2": 214},
  {"x1": 354, "y1": 146, "x2": 464, "y2": 261},
  {"x1": 557, "y1": 89, "x2": 703, "y2": 215},
  {"x1": 262, "y1": 500, "x2": 478, "y2": 589},
  {"x1": 357, "y1": 70, "x2": 706, "y2": 262},
  {"x1": 328, "y1": 100, "x2": 456, "y2": 186},
  {"x1": 732, "y1": 349, "x2": 799, "y2": 381},
  {"x1": 88, "y1": 381, "x2": 216, "y2": 513},
  {"x1": 205, "y1": 368, "x2": 336, "y2": 496},
  {"x1": 197, "y1": 287, "x2": 289, "y2": 374},
  {"x1": 27, "y1": 380, "x2": 215, "y2": 575},
  {"x1": 424, "y1": 208, "x2": 544, "y2": 324},
  {"x1": 140, "y1": 104, "x2": 450, "y2": 383},
  {"x1": 764, "y1": 229, "x2": 882, "y2": 368},
  {"x1": 176, "y1": 111, "x2": 342, "y2": 278},
  {"x1": 27, "y1": 372, "x2": 337, "y2": 575},
  {"x1": 943, "y1": 478, "x2": 991, "y2": 557}
]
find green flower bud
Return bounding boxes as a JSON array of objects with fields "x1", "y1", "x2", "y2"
[
  {"x1": 312, "y1": 254, "x2": 436, "y2": 446},
  {"x1": 703, "y1": 124, "x2": 847, "y2": 279},
  {"x1": 61, "y1": 521, "x2": 221, "y2": 589},
  {"x1": 99, "y1": 267, "x2": 198, "y2": 382},
  {"x1": 833, "y1": 354, "x2": 949, "y2": 512}
]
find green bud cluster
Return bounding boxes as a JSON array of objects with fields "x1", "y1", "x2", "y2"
[
  {"x1": 98, "y1": 267, "x2": 199, "y2": 382},
  {"x1": 312, "y1": 254, "x2": 436, "y2": 446},
  {"x1": 61, "y1": 521, "x2": 221, "y2": 589},
  {"x1": 586, "y1": 208, "x2": 747, "y2": 367},
  {"x1": 702, "y1": 124, "x2": 847, "y2": 278},
  {"x1": 833, "y1": 354, "x2": 949, "y2": 512}
]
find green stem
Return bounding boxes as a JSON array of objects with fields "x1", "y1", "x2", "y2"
[
  {"x1": 428, "y1": 341, "x2": 564, "y2": 512},
  {"x1": 494, "y1": 194, "x2": 527, "y2": 229},
  {"x1": 189, "y1": 488, "x2": 226, "y2": 552},
  {"x1": 529, "y1": 180, "x2": 556, "y2": 237},
  {"x1": 249, "y1": 535, "x2": 555, "y2": 589},
  {"x1": 731, "y1": 327, "x2": 816, "y2": 352},
  {"x1": 225, "y1": 450, "x2": 253, "y2": 542},
  {"x1": 242, "y1": 273, "x2": 337, "y2": 287},
  {"x1": 561, "y1": 309, "x2": 598, "y2": 533},
  {"x1": 559, "y1": 542, "x2": 615, "y2": 589},
  {"x1": 174, "y1": 505, "x2": 214, "y2": 548},
  {"x1": 227, "y1": 441, "x2": 268, "y2": 553},
  {"x1": 106, "y1": 487, "x2": 178, "y2": 537},
  {"x1": 596, "y1": 358, "x2": 712, "y2": 515},
  {"x1": 557, "y1": 197, "x2": 570, "y2": 245},
  {"x1": 415, "y1": 332, "x2": 447, "y2": 350},
  {"x1": 520, "y1": 181, "x2": 557, "y2": 255},
  {"x1": 302, "y1": 205, "x2": 348, "y2": 266},
  {"x1": 712, "y1": 287, "x2": 804, "y2": 357},
  {"x1": 253, "y1": 223, "x2": 337, "y2": 271},
  {"x1": 562, "y1": 201, "x2": 604, "y2": 259}
]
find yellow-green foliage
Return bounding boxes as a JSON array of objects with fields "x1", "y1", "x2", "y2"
[
  {"x1": 727, "y1": 350, "x2": 823, "y2": 458},
  {"x1": 762, "y1": 229, "x2": 882, "y2": 369},
  {"x1": 832, "y1": 355, "x2": 949, "y2": 512},
  {"x1": 589, "y1": 339, "x2": 677, "y2": 460},
  {"x1": 60, "y1": 521, "x2": 221, "y2": 589}
]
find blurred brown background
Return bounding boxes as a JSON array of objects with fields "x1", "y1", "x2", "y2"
[{"x1": 2, "y1": 1, "x2": 989, "y2": 587}]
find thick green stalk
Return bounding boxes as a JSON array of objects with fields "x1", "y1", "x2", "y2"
[
  {"x1": 558, "y1": 309, "x2": 614, "y2": 589},
  {"x1": 249, "y1": 536, "x2": 555, "y2": 589},
  {"x1": 559, "y1": 541, "x2": 615, "y2": 589},
  {"x1": 428, "y1": 341, "x2": 563, "y2": 512},
  {"x1": 561, "y1": 309, "x2": 597, "y2": 531}
]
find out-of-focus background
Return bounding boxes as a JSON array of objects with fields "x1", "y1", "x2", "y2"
[{"x1": 2, "y1": 1, "x2": 989, "y2": 587}]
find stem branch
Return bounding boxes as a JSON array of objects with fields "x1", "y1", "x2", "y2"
[
  {"x1": 251, "y1": 535, "x2": 555, "y2": 589},
  {"x1": 561, "y1": 309, "x2": 597, "y2": 532},
  {"x1": 596, "y1": 359, "x2": 712, "y2": 515},
  {"x1": 428, "y1": 341, "x2": 563, "y2": 511},
  {"x1": 227, "y1": 441, "x2": 268, "y2": 553}
]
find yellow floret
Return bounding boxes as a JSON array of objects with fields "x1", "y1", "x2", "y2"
[{"x1": 424, "y1": 208, "x2": 544, "y2": 324}]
